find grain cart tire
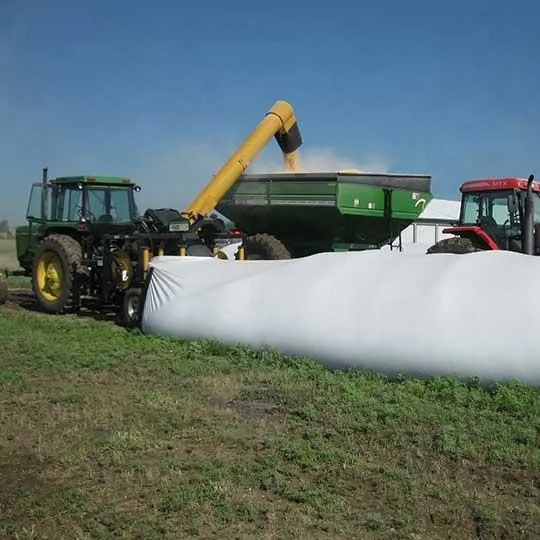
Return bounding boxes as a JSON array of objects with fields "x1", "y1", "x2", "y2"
[
  {"x1": 426, "y1": 236, "x2": 485, "y2": 255},
  {"x1": 0, "y1": 276, "x2": 7, "y2": 305},
  {"x1": 122, "y1": 287, "x2": 142, "y2": 328},
  {"x1": 244, "y1": 233, "x2": 291, "y2": 260},
  {"x1": 32, "y1": 234, "x2": 83, "y2": 314}
]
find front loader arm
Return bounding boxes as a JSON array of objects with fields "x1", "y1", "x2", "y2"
[{"x1": 182, "y1": 100, "x2": 303, "y2": 223}]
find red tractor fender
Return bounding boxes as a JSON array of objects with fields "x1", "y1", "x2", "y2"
[{"x1": 441, "y1": 226, "x2": 500, "y2": 250}]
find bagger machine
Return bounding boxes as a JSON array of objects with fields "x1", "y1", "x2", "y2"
[{"x1": 13, "y1": 100, "x2": 303, "y2": 324}]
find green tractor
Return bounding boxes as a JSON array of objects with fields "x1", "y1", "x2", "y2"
[{"x1": 14, "y1": 168, "x2": 240, "y2": 324}]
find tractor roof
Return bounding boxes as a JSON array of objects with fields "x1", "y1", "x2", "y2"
[
  {"x1": 50, "y1": 175, "x2": 133, "y2": 186},
  {"x1": 461, "y1": 177, "x2": 540, "y2": 193}
]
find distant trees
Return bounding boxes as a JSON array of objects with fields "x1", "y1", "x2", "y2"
[{"x1": 0, "y1": 220, "x2": 14, "y2": 239}]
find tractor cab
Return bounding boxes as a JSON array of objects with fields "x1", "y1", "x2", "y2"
[
  {"x1": 427, "y1": 176, "x2": 540, "y2": 255},
  {"x1": 25, "y1": 174, "x2": 142, "y2": 235}
]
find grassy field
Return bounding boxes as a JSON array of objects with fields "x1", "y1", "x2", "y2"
[{"x1": 1, "y1": 242, "x2": 539, "y2": 539}]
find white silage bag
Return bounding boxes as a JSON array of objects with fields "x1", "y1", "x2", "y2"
[{"x1": 141, "y1": 249, "x2": 540, "y2": 385}]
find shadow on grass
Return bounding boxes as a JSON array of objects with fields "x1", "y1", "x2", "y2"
[{"x1": 5, "y1": 287, "x2": 128, "y2": 328}]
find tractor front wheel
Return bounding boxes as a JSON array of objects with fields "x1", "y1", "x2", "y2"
[
  {"x1": 122, "y1": 288, "x2": 142, "y2": 328},
  {"x1": 32, "y1": 234, "x2": 83, "y2": 314},
  {"x1": 243, "y1": 233, "x2": 291, "y2": 260},
  {"x1": 426, "y1": 236, "x2": 484, "y2": 255}
]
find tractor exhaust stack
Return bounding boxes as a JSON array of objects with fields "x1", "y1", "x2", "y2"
[
  {"x1": 523, "y1": 174, "x2": 535, "y2": 255},
  {"x1": 41, "y1": 167, "x2": 48, "y2": 220}
]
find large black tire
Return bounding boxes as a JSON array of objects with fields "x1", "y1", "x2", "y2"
[
  {"x1": 243, "y1": 233, "x2": 291, "y2": 260},
  {"x1": 32, "y1": 234, "x2": 84, "y2": 314},
  {"x1": 426, "y1": 236, "x2": 485, "y2": 255}
]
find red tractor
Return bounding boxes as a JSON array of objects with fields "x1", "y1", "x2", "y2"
[{"x1": 427, "y1": 174, "x2": 538, "y2": 255}]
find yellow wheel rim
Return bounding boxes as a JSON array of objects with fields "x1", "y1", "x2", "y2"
[{"x1": 36, "y1": 251, "x2": 64, "y2": 302}]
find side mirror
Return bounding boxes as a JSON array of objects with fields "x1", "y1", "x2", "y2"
[
  {"x1": 507, "y1": 193, "x2": 518, "y2": 214},
  {"x1": 133, "y1": 185, "x2": 141, "y2": 192}
]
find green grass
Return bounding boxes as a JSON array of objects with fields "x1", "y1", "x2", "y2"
[{"x1": 0, "y1": 306, "x2": 539, "y2": 539}]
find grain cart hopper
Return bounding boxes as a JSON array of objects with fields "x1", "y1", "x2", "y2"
[
  {"x1": 426, "y1": 174, "x2": 539, "y2": 254},
  {"x1": 14, "y1": 100, "x2": 303, "y2": 324},
  {"x1": 216, "y1": 171, "x2": 432, "y2": 258}
]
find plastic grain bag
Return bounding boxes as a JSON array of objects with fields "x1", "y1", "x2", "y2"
[{"x1": 141, "y1": 250, "x2": 540, "y2": 385}]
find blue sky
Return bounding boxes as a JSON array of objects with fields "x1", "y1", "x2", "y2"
[{"x1": 1, "y1": 0, "x2": 539, "y2": 225}]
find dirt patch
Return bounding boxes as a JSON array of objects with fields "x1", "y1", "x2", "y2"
[
  {"x1": 227, "y1": 400, "x2": 284, "y2": 420},
  {"x1": 210, "y1": 396, "x2": 284, "y2": 420},
  {"x1": 0, "y1": 450, "x2": 53, "y2": 517},
  {"x1": 2, "y1": 288, "x2": 123, "y2": 327},
  {"x1": 2, "y1": 289, "x2": 35, "y2": 312}
]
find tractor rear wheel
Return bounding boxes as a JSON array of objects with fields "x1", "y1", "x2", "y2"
[
  {"x1": 243, "y1": 233, "x2": 291, "y2": 260},
  {"x1": 32, "y1": 234, "x2": 83, "y2": 314},
  {"x1": 426, "y1": 236, "x2": 484, "y2": 254}
]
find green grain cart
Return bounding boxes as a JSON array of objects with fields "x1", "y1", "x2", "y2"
[{"x1": 216, "y1": 171, "x2": 433, "y2": 258}]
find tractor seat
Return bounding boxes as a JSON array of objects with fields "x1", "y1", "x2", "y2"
[
  {"x1": 479, "y1": 216, "x2": 498, "y2": 229},
  {"x1": 97, "y1": 214, "x2": 114, "y2": 223}
]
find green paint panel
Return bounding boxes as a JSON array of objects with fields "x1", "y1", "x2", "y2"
[
  {"x1": 337, "y1": 184, "x2": 386, "y2": 217},
  {"x1": 391, "y1": 189, "x2": 433, "y2": 219},
  {"x1": 15, "y1": 223, "x2": 44, "y2": 270},
  {"x1": 270, "y1": 181, "x2": 337, "y2": 197},
  {"x1": 15, "y1": 221, "x2": 79, "y2": 270},
  {"x1": 230, "y1": 182, "x2": 268, "y2": 195},
  {"x1": 14, "y1": 225, "x2": 32, "y2": 266},
  {"x1": 229, "y1": 179, "x2": 337, "y2": 206}
]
